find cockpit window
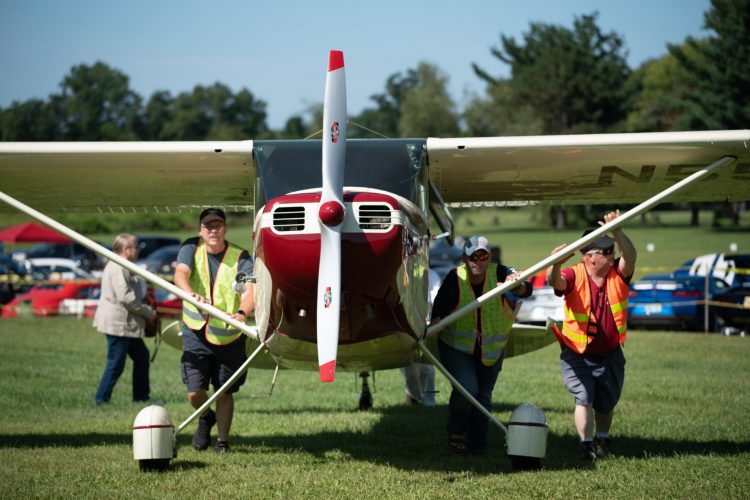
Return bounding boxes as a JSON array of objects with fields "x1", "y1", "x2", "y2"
[{"x1": 253, "y1": 139, "x2": 426, "y2": 208}]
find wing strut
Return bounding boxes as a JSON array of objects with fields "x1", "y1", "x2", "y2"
[
  {"x1": 0, "y1": 190, "x2": 259, "y2": 341},
  {"x1": 421, "y1": 154, "x2": 735, "y2": 436},
  {"x1": 427, "y1": 155, "x2": 737, "y2": 339}
]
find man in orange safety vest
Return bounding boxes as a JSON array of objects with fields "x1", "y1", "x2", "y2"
[{"x1": 546, "y1": 209, "x2": 637, "y2": 461}]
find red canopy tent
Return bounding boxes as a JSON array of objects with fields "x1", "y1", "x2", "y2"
[{"x1": 0, "y1": 222, "x2": 71, "y2": 244}]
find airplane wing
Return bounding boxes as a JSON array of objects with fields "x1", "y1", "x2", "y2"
[
  {"x1": 427, "y1": 130, "x2": 750, "y2": 204},
  {"x1": 1, "y1": 130, "x2": 749, "y2": 214},
  {"x1": 0, "y1": 141, "x2": 254, "y2": 213}
]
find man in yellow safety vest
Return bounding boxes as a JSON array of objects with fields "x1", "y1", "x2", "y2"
[
  {"x1": 431, "y1": 235, "x2": 532, "y2": 455},
  {"x1": 174, "y1": 208, "x2": 255, "y2": 454}
]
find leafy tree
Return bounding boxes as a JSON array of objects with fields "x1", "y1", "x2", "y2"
[
  {"x1": 0, "y1": 98, "x2": 61, "y2": 140},
  {"x1": 464, "y1": 81, "x2": 542, "y2": 136},
  {"x1": 154, "y1": 83, "x2": 269, "y2": 140},
  {"x1": 669, "y1": 0, "x2": 750, "y2": 129},
  {"x1": 57, "y1": 62, "x2": 143, "y2": 140},
  {"x1": 350, "y1": 63, "x2": 458, "y2": 138},
  {"x1": 350, "y1": 70, "x2": 419, "y2": 138},
  {"x1": 399, "y1": 62, "x2": 460, "y2": 137},
  {"x1": 625, "y1": 53, "x2": 690, "y2": 132},
  {"x1": 143, "y1": 90, "x2": 174, "y2": 140},
  {"x1": 474, "y1": 13, "x2": 632, "y2": 134}
]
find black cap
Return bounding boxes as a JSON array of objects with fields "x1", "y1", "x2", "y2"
[
  {"x1": 580, "y1": 228, "x2": 615, "y2": 254},
  {"x1": 199, "y1": 207, "x2": 226, "y2": 225}
]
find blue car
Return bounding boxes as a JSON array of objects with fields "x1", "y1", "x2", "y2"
[
  {"x1": 628, "y1": 273, "x2": 732, "y2": 332},
  {"x1": 674, "y1": 253, "x2": 750, "y2": 287}
]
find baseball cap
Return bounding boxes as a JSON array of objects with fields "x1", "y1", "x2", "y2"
[
  {"x1": 199, "y1": 207, "x2": 226, "y2": 225},
  {"x1": 580, "y1": 228, "x2": 615, "y2": 254},
  {"x1": 463, "y1": 235, "x2": 491, "y2": 256}
]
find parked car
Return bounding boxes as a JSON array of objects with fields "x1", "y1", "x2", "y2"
[
  {"x1": 28, "y1": 258, "x2": 97, "y2": 280},
  {"x1": 713, "y1": 282, "x2": 750, "y2": 335},
  {"x1": 0, "y1": 254, "x2": 48, "y2": 304},
  {"x1": 2, "y1": 280, "x2": 101, "y2": 317},
  {"x1": 675, "y1": 253, "x2": 750, "y2": 287},
  {"x1": 515, "y1": 271, "x2": 564, "y2": 325},
  {"x1": 429, "y1": 238, "x2": 463, "y2": 280},
  {"x1": 83, "y1": 287, "x2": 182, "y2": 319},
  {"x1": 628, "y1": 273, "x2": 732, "y2": 332},
  {"x1": 136, "y1": 244, "x2": 180, "y2": 275},
  {"x1": 135, "y1": 235, "x2": 181, "y2": 260},
  {"x1": 14, "y1": 241, "x2": 109, "y2": 271}
]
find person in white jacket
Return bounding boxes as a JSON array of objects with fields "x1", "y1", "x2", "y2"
[{"x1": 94, "y1": 234, "x2": 157, "y2": 405}]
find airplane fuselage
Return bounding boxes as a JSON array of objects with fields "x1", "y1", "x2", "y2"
[{"x1": 253, "y1": 188, "x2": 431, "y2": 371}]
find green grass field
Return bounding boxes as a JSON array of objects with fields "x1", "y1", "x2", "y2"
[
  {"x1": 1, "y1": 208, "x2": 749, "y2": 497},
  {"x1": 0, "y1": 317, "x2": 748, "y2": 498}
]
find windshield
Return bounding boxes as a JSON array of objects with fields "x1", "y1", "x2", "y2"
[{"x1": 253, "y1": 139, "x2": 426, "y2": 208}]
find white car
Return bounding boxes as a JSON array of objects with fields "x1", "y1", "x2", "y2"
[
  {"x1": 28, "y1": 258, "x2": 98, "y2": 280},
  {"x1": 515, "y1": 285, "x2": 564, "y2": 326}
]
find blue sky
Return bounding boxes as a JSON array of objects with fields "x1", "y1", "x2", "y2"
[{"x1": 1, "y1": 0, "x2": 711, "y2": 129}]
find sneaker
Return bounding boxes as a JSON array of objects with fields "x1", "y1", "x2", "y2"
[
  {"x1": 578, "y1": 441, "x2": 596, "y2": 461},
  {"x1": 593, "y1": 436, "x2": 612, "y2": 458},
  {"x1": 192, "y1": 409, "x2": 216, "y2": 451},
  {"x1": 214, "y1": 440, "x2": 230, "y2": 454}
]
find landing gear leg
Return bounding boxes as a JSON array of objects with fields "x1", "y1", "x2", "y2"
[{"x1": 358, "y1": 372, "x2": 372, "y2": 411}]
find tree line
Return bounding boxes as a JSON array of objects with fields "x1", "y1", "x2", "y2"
[
  {"x1": 2, "y1": 2, "x2": 747, "y2": 141},
  {"x1": 1, "y1": 1, "x2": 747, "y2": 228}
]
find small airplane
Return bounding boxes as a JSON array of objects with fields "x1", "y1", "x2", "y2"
[{"x1": 1, "y1": 50, "x2": 749, "y2": 469}]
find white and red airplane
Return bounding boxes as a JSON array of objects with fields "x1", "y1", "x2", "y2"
[{"x1": 1, "y1": 51, "x2": 749, "y2": 467}]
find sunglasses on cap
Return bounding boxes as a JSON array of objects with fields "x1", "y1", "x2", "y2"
[
  {"x1": 586, "y1": 247, "x2": 614, "y2": 257},
  {"x1": 468, "y1": 252, "x2": 490, "y2": 262}
]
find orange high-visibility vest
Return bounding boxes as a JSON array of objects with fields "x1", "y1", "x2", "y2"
[{"x1": 557, "y1": 262, "x2": 629, "y2": 354}]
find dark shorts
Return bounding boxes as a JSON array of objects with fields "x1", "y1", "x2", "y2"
[
  {"x1": 560, "y1": 345, "x2": 625, "y2": 414},
  {"x1": 181, "y1": 336, "x2": 248, "y2": 394}
]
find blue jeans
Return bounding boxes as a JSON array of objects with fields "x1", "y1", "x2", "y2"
[
  {"x1": 95, "y1": 335, "x2": 150, "y2": 403},
  {"x1": 438, "y1": 338, "x2": 504, "y2": 453}
]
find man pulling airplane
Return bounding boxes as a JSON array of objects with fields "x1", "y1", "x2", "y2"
[
  {"x1": 546, "y1": 210, "x2": 637, "y2": 461},
  {"x1": 431, "y1": 235, "x2": 532, "y2": 455},
  {"x1": 174, "y1": 208, "x2": 255, "y2": 453}
]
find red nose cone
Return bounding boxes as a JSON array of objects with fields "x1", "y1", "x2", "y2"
[{"x1": 319, "y1": 201, "x2": 345, "y2": 227}]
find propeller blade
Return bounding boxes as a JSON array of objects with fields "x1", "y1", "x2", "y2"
[{"x1": 317, "y1": 50, "x2": 347, "y2": 383}]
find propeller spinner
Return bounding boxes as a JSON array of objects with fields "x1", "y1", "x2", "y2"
[{"x1": 317, "y1": 50, "x2": 347, "y2": 382}]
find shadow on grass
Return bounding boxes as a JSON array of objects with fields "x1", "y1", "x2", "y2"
[
  {"x1": 208, "y1": 404, "x2": 750, "y2": 474},
  {"x1": 1, "y1": 403, "x2": 747, "y2": 475}
]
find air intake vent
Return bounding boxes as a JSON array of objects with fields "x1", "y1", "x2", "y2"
[
  {"x1": 358, "y1": 204, "x2": 392, "y2": 230},
  {"x1": 273, "y1": 206, "x2": 305, "y2": 231}
]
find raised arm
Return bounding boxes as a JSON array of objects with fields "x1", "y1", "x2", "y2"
[
  {"x1": 601, "y1": 210, "x2": 637, "y2": 279},
  {"x1": 546, "y1": 244, "x2": 573, "y2": 291}
]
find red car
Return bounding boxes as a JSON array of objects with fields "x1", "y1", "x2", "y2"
[
  {"x1": 81, "y1": 287, "x2": 182, "y2": 319},
  {"x1": 2, "y1": 280, "x2": 100, "y2": 318}
]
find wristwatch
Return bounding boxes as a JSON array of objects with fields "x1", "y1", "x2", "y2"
[{"x1": 236, "y1": 309, "x2": 247, "y2": 318}]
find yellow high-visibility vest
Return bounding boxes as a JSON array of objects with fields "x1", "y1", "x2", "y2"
[
  {"x1": 440, "y1": 264, "x2": 513, "y2": 365},
  {"x1": 182, "y1": 240, "x2": 244, "y2": 345}
]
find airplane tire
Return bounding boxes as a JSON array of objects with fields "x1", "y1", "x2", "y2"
[
  {"x1": 138, "y1": 458, "x2": 170, "y2": 472},
  {"x1": 509, "y1": 455, "x2": 542, "y2": 471}
]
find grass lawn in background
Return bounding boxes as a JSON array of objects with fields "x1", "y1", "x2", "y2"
[{"x1": 0, "y1": 317, "x2": 748, "y2": 498}]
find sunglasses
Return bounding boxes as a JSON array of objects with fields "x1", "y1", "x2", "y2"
[
  {"x1": 201, "y1": 222, "x2": 225, "y2": 231},
  {"x1": 468, "y1": 253, "x2": 490, "y2": 262},
  {"x1": 586, "y1": 247, "x2": 614, "y2": 257}
]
